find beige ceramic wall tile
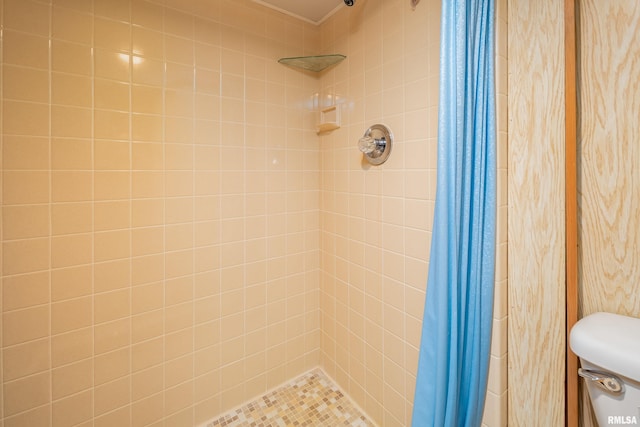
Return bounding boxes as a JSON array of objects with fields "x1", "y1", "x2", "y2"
[
  {"x1": 51, "y1": 358, "x2": 93, "y2": 399},
  {"x1": 165, "y1": 37, "x2": 195, "y2": 66},
  {"x1": 164, "y1": 381, "x2": 194, "y2": 418},
  {"x1": 93, "y1": 201, "x2": 129, "y2": 232},
  {"x1": 3, "y1": 205, "x2": 49, "y2": 240},
  {"x1": 52, "y1": 171, "x2": 92, "y2": 202},
  {"x1": 3, "y1": 372, "x2": 50, "y2": 416},
  {"x1": 94, "y1": 259, "x2": 130, "y2": 293},
  {"x1": 52, "y1": 5, "x2": 93, "y2": 44},
  {"x1": 51, "y1": 233, "x2": 92, "y2": 268},
  {"x1": 131, "y1": 228, "x2": 163, "y2": 258},
  {"x1": 132, "y1": 0, "x2": 163, "y2": 30},
  {"x1": 132, "y1": 364, "x2": 163, "y2": 401},
  {"x1": 131, "y1": 337, "x2": 163, "y2": 373},
  {"x1": 52, "y1": 40, "x2": 92, "y2": 75},
  {"x1": 51, "y1": 105, "x2": 93, "y2": 138},
  {"x1": 95, "y1": 110, "x2": 131, "y2": 141},
  {"x1": 50, "y1": 327, "x2": 93, "y2": 368},
  {"x1": 94, "y1": 0, "x2": 131, "y2": 21},
  {"x1": 95, "y1": 49, "x2": 131, "y2": 81},
  {"x1": 51, "y1": 265, "x2": 93, "y2": 301},
  {"x1": 94, "y1": 318, "x2": 130, "y2": 355},
  {"x1": 94, "y1": 377, "x2": 130, "y2": 416},
  {"x1": 134, "y1": 60, "x2": 164, "y2": 89},
  {"x1": 132, "y1": 308, "x2": 163, "y2": 345},
  {"x1": 94, "y1": 171, "x2": 131, "y2": 200},
  {"x1": 4, "y1": 0, "x2": 50, "y2": 35},
  {"x1": 4, "y1": 405, "x2": 51, "y2": 427},
  {"x1": 94, "y1": 22, "x2": 131, "y2": 58},
  {"x1": 94, "y1": 347, "x2": 130, "y2": 386},
  {"x1": 93, "y1": 229, "x2": 130, "y2": 262},
  {"x1": 48, "y1": 396, "x2": 82, "y2": 425},
  {"x1": 3, "y1": 66, "x2": 49, "y2": 103},
  {"x1": 3, "y1": 101, "x2": 49, "y2": 137},
  {"x1": 133, "y1": 27, "x2": 164, "y2": 59},
  {"x1": 94, "y1": 289, "x2": 131, "y2": 324},
  {"x1": 2, "y1": 238, "x2": 49, "y2": 276},
  {"x1": 132, "y1": 392, "x2": 164, "y2": 427},
  {"x1": 3, "y1": 338, "x2": 51, "y2": 382},
  {"x1": 3, "y1": 271, "x2": 49, "y2": 312},
  {"x1": 51, "y1": 202, "x2": 91, "y2": 236},
  {"x1": 51, "y1": 296, "x2": 92, "y2": 334},
  {"x1": 51, "y1": 137, "x2": 91, "y2": 169},
  {"x1": 164, "y1": 302, "x2": 193, "y2": 334},
  {"x1": 4, "y1": 31, "x2": 49, "y2": 69},
  {"x1": 3, "y1": 136, "x2": 49, "y2": 172},
  {"x1": 93, "y1": 405, "x2": 130, "y2": 427},
  {"x1": 52, "y1": 73, "x2": 92, "y2": 107}
]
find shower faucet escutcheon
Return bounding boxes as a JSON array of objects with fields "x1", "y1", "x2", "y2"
[{"x1": 358, "y1": 124, "x2": 393, "y2": 165}]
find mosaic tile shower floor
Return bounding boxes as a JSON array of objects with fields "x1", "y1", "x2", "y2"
[{"x1": 206, "y1": 369, "x2": 376, "y2": 427}]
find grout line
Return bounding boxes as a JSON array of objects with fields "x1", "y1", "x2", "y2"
[
  {"x1": 46, "y1": 1, "x2": 53, "y2": 424},
  {"x1": 89, "y1": 0, "x2": 96, "y2": 422},
  {"x1": 127, "y1": 0, "x2": 134, "y2": 424}
]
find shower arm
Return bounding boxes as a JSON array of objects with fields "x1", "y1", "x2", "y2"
[{"x1": 346, "y1": 0, "x2": 419, "y2": 10}]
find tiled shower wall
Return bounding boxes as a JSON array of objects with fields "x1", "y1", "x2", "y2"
[
  {"x1": 0, "y1": 0, "x2": 323, "y2": 425},
  {"x1": 317, "y1": 0, "x2": 508, "y2": 425},
  {"x1": 317, "y1": 1, "x2": 440, "y2": 425}
]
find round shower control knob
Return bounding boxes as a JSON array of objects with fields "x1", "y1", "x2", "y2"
[{"x1": 358, "y1": 136, "x2": 376, "y2": 154}]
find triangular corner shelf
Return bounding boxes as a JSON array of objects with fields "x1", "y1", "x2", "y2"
[{"x1": 278, "y1": 54, "x2": 346, "y2": 72}]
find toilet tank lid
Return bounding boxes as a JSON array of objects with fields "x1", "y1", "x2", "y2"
[{"x1": 570, "y1": 312, "x2": 640, "y2": 382}]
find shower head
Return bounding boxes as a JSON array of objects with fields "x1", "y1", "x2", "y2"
[{"x1": 344, "y1": 0, "x2": 355, "y2": 6}]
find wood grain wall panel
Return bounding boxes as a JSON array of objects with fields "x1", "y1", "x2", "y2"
[
  {"x1": 578, "y1": 1, "x2": 640, "y2": 424},
  {"x1": 578, "y1": 1, "x2": 640, "y2": 317},
  {"x1": 507, "y1": 1, "x2": 566, "y2": 425}
]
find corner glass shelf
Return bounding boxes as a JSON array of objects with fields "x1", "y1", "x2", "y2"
[{"x1": 278, "y1": 54, "x2": 346, "y2": 72}]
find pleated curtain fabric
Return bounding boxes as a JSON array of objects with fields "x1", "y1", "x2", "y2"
[{"x1": 412, "y1": 1, "x2": 496, "y2": 426}]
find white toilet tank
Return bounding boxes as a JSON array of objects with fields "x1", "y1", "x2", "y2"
[{"x1": 570, "y1": 312, "x2": 640, "y2": 426}]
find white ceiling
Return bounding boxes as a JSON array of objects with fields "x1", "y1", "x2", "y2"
[{"x1": 251, "y1": 0, "x2": 345, "y2": 25}]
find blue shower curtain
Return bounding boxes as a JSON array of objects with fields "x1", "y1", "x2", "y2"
[{"x1": 412, "y1": 1, "x2": 496, "y2": 426}]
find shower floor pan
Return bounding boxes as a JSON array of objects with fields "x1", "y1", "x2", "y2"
[{"x1": 204, "y1": 368, "x2": 375, "y2": 426}]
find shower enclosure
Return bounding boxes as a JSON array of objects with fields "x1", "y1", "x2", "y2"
[{"x1": 0, "y1": 0, "x2": 508, "y2": 425}]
